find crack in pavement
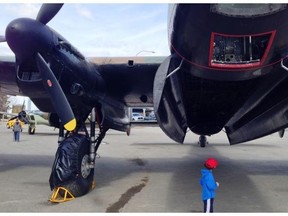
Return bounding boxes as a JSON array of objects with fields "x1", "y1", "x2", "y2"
[{"x1": 106, "y1": 177, "x2": 149, "y2": 212}]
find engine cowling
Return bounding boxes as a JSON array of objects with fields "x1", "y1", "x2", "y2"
[{"x1": 153, "y1": 54, "x2": 188, "y2": 143}]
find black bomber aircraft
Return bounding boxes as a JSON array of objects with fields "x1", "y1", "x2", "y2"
[{"x1": 1, "y1": 3, "x2": 288, "y2": 201}]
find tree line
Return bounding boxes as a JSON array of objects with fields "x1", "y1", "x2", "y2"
[{"x1": 0, "y1": 93, "x2": 11, "y2": 112}]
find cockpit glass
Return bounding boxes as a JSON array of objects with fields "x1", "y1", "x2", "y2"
[{"x1": 211, "y1": 4, "x2": 286, "y2": 18}]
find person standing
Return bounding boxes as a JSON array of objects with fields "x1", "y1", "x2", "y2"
[
  {"x1": 200, "y1": 158, "x2": 219, "y2": 213},
  {"x1": 13, "y1": 119, "x2": 22, "y2": 142}
]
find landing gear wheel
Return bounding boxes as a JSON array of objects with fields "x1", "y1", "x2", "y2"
[
  {"x1": 49, "y1": 134, "x2": 94, "y2": 197},
  {"x1": 198, "y1": 135, "x2": 207, "y2": 148},
  {"x1": 28, "y1": 126, "x2": 35, "y2": 134}
]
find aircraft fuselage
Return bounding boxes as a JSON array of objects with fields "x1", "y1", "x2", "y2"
[{"x1": 154, "y1": 4, "x2": 288, "y2": 141}]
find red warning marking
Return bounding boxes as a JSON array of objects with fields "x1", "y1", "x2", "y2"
[{"x1": 47, "y1": 80, "x2": 52, "y2": 87}]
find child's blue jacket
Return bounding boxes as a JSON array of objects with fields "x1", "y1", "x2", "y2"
[{"x1": 200, "y1": 168, "x2": 218, "y2": 200}]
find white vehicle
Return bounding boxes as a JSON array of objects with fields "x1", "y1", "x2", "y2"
[{"x1": 132, "y1": 113, "x2": 144, "y2": 121}]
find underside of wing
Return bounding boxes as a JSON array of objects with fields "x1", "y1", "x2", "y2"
[
  {"x1": 91, "y1": 56, "x2": 165, "y2": 107},
  {"x1": 0, "y1": 56, "x2": 20, "y2": 95}
]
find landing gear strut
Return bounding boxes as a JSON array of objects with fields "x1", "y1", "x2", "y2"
[
  {"x1": 49, "y1": 108, "x2": 108, "y2": 202},
  {"x1": 28, "y1": 125, "x2": 35, "y2": 134},
  {"x1": 198, "y1": 135, "x2": 208, "y2": 148}
]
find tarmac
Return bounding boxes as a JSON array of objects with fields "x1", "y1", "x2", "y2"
[{"x1": 0, "y1": 121, "x2": 288, "y2": 213}]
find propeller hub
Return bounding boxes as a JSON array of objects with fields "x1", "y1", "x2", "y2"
[{"x1": 5, "y1": 18, "x2": 54, "y2": 61}]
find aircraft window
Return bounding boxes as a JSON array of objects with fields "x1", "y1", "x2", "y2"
[
  {"x1": 210, "y1": 32, "x2": 274, "y2": 68},
  {"x1": 211, "y1": 4, "x2": 286, "y2": 18},
  {"x1": 30, "y1": 115, "x2": 35, "y2": 120}
]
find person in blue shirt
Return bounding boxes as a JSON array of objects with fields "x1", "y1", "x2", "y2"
[
  {"x1": 12, "y1": 119, "x2": 22, "y2": 142},
  {"x1": 200, "y1": 158, "x2": 219, "y2": 213}
]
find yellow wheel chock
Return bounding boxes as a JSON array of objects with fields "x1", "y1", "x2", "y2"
[
  {"x1": 49, "y1": 187, "x2": 75, "y2": 203},
  {"x1": 92, "y1": 179, "x2": 96, "y2": 190},
  {"x1": 49, "y1": 179, "x2": 96, "y2": 203}
]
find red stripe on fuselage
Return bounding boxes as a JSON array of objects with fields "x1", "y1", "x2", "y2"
[
  {"x1": 170, "y1": 30, "x2": 281, "y2": 72},
  {"x1": 209, "y1": 31, "x2": 276, "y2": 69}
]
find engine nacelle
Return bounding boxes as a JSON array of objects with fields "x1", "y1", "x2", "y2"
[{"x1": 153, "y1": 54, "x2": 188, "y2": 143}]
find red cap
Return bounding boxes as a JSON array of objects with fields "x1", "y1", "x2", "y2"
[{"x1": 204, "y1": 158, "x2": 218, "y2": 169}]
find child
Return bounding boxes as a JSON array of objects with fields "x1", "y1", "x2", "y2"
[{"x1": 200, "y1": 158, "x2": 219, "y2": 213}]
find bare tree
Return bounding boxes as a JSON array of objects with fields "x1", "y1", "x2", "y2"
[{"x1": 0, "y1": 93, "x2": 11, "y2": 112}]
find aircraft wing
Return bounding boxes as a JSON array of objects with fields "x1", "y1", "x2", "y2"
[
  {"x1": 0, "y1": 56, "x2": 20, "y2": 96},
  {"x1": 0, "y1": 111, "x2": 18, "y2": 117},
  {"x1": 0, "y1": 54, "x2": 163, "y2": 134},
  {"x1": 0, "y1": 55, "x2": 164, "y2": 107},
  {"x1": 89, "y1": 56, "x2": 165, "y2": 107},
  {"x1": 0, "y1": 112, "x2": 18, "y2": 126}
]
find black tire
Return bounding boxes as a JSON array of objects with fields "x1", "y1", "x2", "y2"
[
  {"x1": 199, "y1": 135, "x2": 207, "y2": 148},
  {"x1": 49, "y1": 134, "x2": 94, "y2": 197},
  {"x1": 28, "y1": 126, "x2": 35, "y2": 134}
]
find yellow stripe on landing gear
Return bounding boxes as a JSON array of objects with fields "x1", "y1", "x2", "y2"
[{"x1": 49, "y1": 187, "x2": 75, "y2": 203}]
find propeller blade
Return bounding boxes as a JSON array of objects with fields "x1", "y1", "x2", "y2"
[
  {"x1": 21, "y1": 100, "x2": 25, "y2": 110},
  {"x1": 36, "y1": 3, "x2": 63, "y2": 25},
  {"x1": 35, "y1": 53, "x2": 76, "y2": 131},
  {"x1": 0, "y1": 35, "x2": 5, "y2": 42}
]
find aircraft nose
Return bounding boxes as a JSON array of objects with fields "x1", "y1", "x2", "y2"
[{"x1": 5, "y1": 18, "x2": 53, "y2": 61}]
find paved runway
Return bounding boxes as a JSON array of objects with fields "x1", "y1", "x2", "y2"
[{"x1": 0, "y1": 121, "x2": 288, "y2": 213}]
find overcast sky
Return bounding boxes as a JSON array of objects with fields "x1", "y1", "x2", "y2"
[{"x1": 0, "y1": 3, "x2": 171, "y2": 57}]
